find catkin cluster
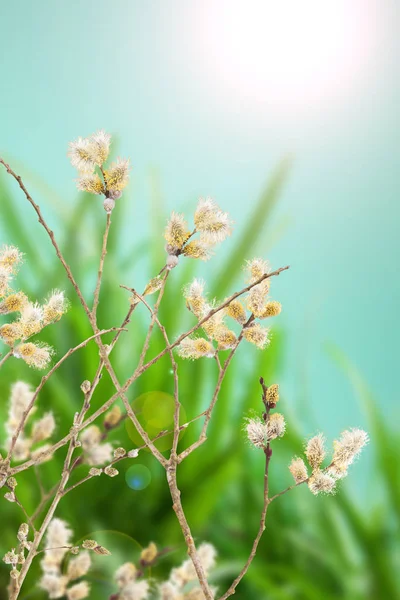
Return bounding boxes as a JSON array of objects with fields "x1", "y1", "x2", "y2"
[
  {"x1": 68, "y1": 130, "x2": 130, "y2": 213},
  {"x1": 0, "y1": 245, "x2": 68, "y2": 369},
  {"x1": 33, "y1": 518, "x2": 217, "y2": 600},
  {"x1": 37, "y1": 519, "x2": 111, "y2": 600},
  {"x1": 163, "y1": 198, "x2": 232, "y2": 269},
  {"x1": 3, "y1": 522, "x2": 32, "y2": 583},
  {"x1": 245, "y1": 383, "x2": 285, "y2": 448},
  {"x1": 178, "y1": 258, "x2": 281, "y2": 360},
  {"x1": 289, "y1": 428, "x2": 369, "y2": 495}
]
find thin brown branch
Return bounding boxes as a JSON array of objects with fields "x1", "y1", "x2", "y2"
[
  {"x1": 0, "y1": 158, "x2": 91, "y2": 316},
  {"x1": 166, "y1": 460, "x2": 215, "y2": 600},
  {"x1": 124, "y1": 288, "x2": 181, "y2": 457},
  {"x1": 218, "y1": 446, "x2": 271, "y2": 600},
  {"x1": 9, "y1": 392, "x2": 93, "y2": 599},
  {"x1": 60, "y1": 411, "x2": 207, "y2": 499},
  {"x1": 136, "y1": 271, "x2": 169, "y2": 371},
  {"x1": 136, "y1": 265, "x2": 289, "y2": 377},
  {"x1": 92, "y1": 213, "x2": 111, "y2": 318},
  {"x1": 178, "y1": 316, "x2": 253, "y2": 462},
  {"x1": 6, "y1": 327, "x2": 124, "y2": 464},
  {"x1": 13, "y1": 493, "x2": 37, "y2": 534}
]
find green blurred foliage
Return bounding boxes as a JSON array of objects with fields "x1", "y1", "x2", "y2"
[{"x1": 0, "y1": 164, "x2": 398, "y2": 600}]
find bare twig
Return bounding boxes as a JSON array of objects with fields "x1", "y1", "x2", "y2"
[
  {"x1": 167, "y1": 459, "x2": 215, "y2": 600},
  {"x1": 0, "y1": 158, "x2": 91, "y2": 316},
  {"x1": 218, "y1": 447, "x2": 271, "y2": 600},
  {"x1": 92, "y1": 212, "x2": 111, "y2": 318},
  {"x1": 6, "y1": 327, "x2": 125, "y2": 463},
  {"x1": 9, "y1": 392, "x2": 92, "y2": 600}
]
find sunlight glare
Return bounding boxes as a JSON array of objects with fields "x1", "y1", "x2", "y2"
[{"x1": 199, "y1": 0, "x2": 378, "y2": 115}]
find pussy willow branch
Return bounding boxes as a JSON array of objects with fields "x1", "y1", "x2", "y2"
[
  {"x1": 9, "y1": 263, "x2": 288, "y2": 475},
  {"x1": 178, "y1": 316, "x2": 254, "y2": 463},
  {"x1": 121, "y1": 283, "x2": 217, "y2": 595},
  {"x1": 12, "y1": 491, "x2": 37, "y2": 534},
  {"x1": 5, "y1": 327, "x2": 124, "y2": 467},
  {"x1": 218, "y1": 379, "x2": 272, "y2": 599},
  {"x1": 133, "y1": 266, "x2": 289, "y2": 379},
  {"x1": 0, "y1": 158, "x2": 91, "y2": 316},
  {"x1": 98, "y1": 265, "x2": 290, "y2": 430},
  {"x1": 9, "y1": 392, "x2": 93, "y2": 600},
  {"x1": 1, "y1": 161, "x2": 169, "y2": 467},
  {"x1": 59, "y1": 409, "x2": 209, "y2": 501},
  {"x1": 135, "y1": 273, "x2": 170, "y2": 371},
  {"x1": 219, "y1": 445, "x2": 271, "y2": 600},
  {"x1": 167, "y1": 458, "x2": 215, "y2": 600},
  {"x1": 1, "y1": 159, "x2": 291, "y2": 599},
  {"x1": 0, "y1": 159, "x2": 166, "y2": 468},
  {"x1": 92, "y1": 212, "x2": 111, "y2": 318},
  {"x1": 124, "y1": 288, "x2": 214, "y2": 599},
  {"x1": 87, "y1": 216, "x2": 170, "y2": 467},
  {"x1": 123, "y1": 288, "x2": 181, "y2": 457}
]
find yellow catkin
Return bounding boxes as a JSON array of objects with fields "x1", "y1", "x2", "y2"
[
  {"x1": 76, "y1": 174, "x2": 105, "y2": 195},
  {"x1": 194, "y1": 338, "x2": 213, "y2": 354},
  {"x1": 90, "y1": 130, "x2": 111, "y2": 165},
  {"x1": 193, "y1": 198, "x2": 232, "y2": 243},
  {"x1": 104, "y1": 406, "x2": 122, "y2": 428},
  {"x1": 43, "y1": 306, "x2": 61, "y2": 324},
  {"x1": 246, "y1": 284, "x2": 269, "y2": 317},
  {"x1": 259, "y1": 300, "x2": 282, "y2": 319},
  {"x1": 214, "y1": 327, "x2": 237, "y2": 350},
  {"x1": 245, "y1": 258, "x2": 270, "y2": 282},
  {"x1": 225, "y1": 299, "x2": 247, "y2": 324},
  {"x1": 243, "y1": 323, "x2": 270, "y2": 349},
  {"x1": 140, "y1": 542, "x2": 158, "y2": 563},
  {"x1": 306, "y1": 434, "x2": 326, "y2": 470},
  {"x1": 202, "y1": 313, "x2": 224, "y2": 339},
  {"x1": 266, "y1": 383, "x2": 279, "y2": 405},
  {"x1": 15, "y1": 343, "x2": 52, "y2": 369},
  {"x1": 144, "y1": 276, "x2": 163, "y2": 295},
  {"x1": 186, "y1": 296, "x2": 206, "y2": 318},
  {"x1": 42, "y1": 292, "x2": 68, "y2": 325},
  {"x1": 289, "y1": 457, "x2": 308, "y2": 483},
  {"x1": 182, "y1": 241, "x2": 211, "y2": 260},
  {"x1": 1, "y1": 292, "x2": 28, "y2": 314},
  {"x1": 0, "y1": 246, "x2": 24, "y2": 273},
  {"x1": 20, "y1": 320, "x2": 42, "y2": 339},
  {"x1": 0, "y1": 323, "x2": 22, "y2": 344},
  {"x1": 164, "y1": 212, "x2": 191, "y2": 249},
  {"x1": 104, "y1": 158, "x2": 130, "y2": 192}
]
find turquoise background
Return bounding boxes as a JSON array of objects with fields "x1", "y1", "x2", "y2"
[
  {"x1": 0, "y1": 2, "x2": 399, "y2": 597},
  {"x1": 1, "y1": 1, "x2": 398, "y2": 438}
]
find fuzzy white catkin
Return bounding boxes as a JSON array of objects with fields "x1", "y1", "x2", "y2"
[
  {"x1": 7, "y1": 382, "x2": 34, "y2": 434},
  {"x1": 41, "y1": 519, "x2": 72, "y2": 568},
  {"x1": 31, "y1": 412, "x2": 56, "y2": 443},
  {"x1": 115, "y1": 562, "x2": 137, "y2": 589},
  {"x1": 67, "y1": 552, "x2": 91, "y2": 581},
  {"x1": 39, "y1": 574, "x2": 68, "y2": 598},
  {"x1": 66, "y1": 581, "x2": 90, "y2": 600},
  {"x1": 332, "y1": 428, "x2": 369, "y2": 467},
  {"x1": 80, "y1": 426, "x2": 113, "y2": 466},
  {"x1": 119, "y1": 580, "x2": 150, "y2": 600}
]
